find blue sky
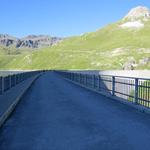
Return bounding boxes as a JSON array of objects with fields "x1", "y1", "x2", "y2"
[{"x1": 0, "y1": 0, "x2": 150, "y2": 37}]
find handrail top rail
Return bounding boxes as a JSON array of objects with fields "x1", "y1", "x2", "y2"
[
  {"x1": 57, "y1": 71, "x2": 150, "y2": 81},
  {"x1": 0, "y1": 70, "x2": 42, "y2": 78}
]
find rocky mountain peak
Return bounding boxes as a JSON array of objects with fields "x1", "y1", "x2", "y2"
[
  {"x1": 0, "y1": 34, "x2": 62, "y2": 49},
  {"x1": 120, "y1": 6, "x2": 150, "y2": 29},
  {"x1": 124, "y1": 6, "x2": 150, "y2": 20}
]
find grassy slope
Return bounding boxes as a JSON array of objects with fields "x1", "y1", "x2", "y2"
[
  {"x1": 0, "y1": 46, "x2": 37, "y2": 70},
  {"x1": 0, "y1": 21, "x2": 150, "y2": 70}
]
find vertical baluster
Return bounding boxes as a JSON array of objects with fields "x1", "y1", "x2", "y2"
[
  {"x1": 112, "y1": 76, "x2": 115, "y2": 96},
  {"x1": 134, "y1": 78, "x2": 139, "y2": 104}
]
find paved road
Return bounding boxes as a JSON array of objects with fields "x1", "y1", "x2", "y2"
[{"x1": 0, "y1": 72, "x2": 150, "y2": 150}]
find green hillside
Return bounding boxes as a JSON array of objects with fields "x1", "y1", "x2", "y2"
[{"x1": 0, "y1": 21, "x2": 150, "y2": 70}]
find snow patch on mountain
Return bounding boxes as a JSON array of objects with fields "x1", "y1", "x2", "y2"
[{"x1": 120, "y1": 20, "x2": 144, "y2": 29}]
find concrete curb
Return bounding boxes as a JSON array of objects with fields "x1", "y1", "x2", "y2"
[
  {"x1": 0, "y1": 73, "x2": 42, "y2": 128},
  {"x1": 62, "y1": 77, "x2": 150, "y2": 115}
]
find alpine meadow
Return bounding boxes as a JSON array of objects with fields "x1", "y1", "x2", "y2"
[{"x1": 0, "y1": 6, "x2": 150, "y2": 70}]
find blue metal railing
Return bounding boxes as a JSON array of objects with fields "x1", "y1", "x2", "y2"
[
  {"x1": 56, "y1": 71, "x2": 150, "y2": 108},
  {"x1": 0, "y1": 71, "x2": 44, "y2": 95}
]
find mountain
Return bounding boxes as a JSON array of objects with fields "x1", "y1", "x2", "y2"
[
  {"x1": 121, "y1": 6, "x2": 150, "y2": 29},
  {"x1": 124, "y1": 6, "x2": 150, "y2": 20},
  {"x1": 0, "y1": 34, "x2": 62, "y2": 49},
  {"x1": 0, "y1": 6, "x2": 150, "y2": 70},
  {"x1": 0, "y1": 34, "x2": 17, "y2": 47}
]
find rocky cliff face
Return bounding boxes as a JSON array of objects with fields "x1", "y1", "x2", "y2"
[
  {"x1": 0, "y1": 34, "x2": 17, "y2": 47},
  {"x1": 0, "y1": 34, "x2": 62, "y2": 49}
]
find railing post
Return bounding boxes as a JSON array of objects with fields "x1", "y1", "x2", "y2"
[
  {"x1": 70, "y1": 73, "x2": 72, "y2": 80},
  {"x1": 18, "y1": 74, "x2": 20, "y2": 83},
  {"x1": 72, "y1": 73, "x2": 74, "y2": 81},
  {"x1": 75, "y1": 73, "x2": 77, "y2": 82},
  {"x1": 98, "y1": 75, "x2": 101, "y2": 91},
  {"x1": 70, "y1": 72, "x2": 73, "y2": 81},
  {"x1": 93, "y1": 75, "x2": 95, "y2": 89},
  {"x1": 0, "y1": 77, "x2": 3, "y2": 95},
  {"x1": 84, "y1": 74, "x2": 87, "y2": 85},
  {"x1": 112, "y1": 76, "x2": 115, "y2": 96},
  {"x1": 9, "y1": 75, "x2": 11, "y2": 89},
  {"x1": 74, "y1": 73, "x2": 76, "y2": 81},
  {"x1": 2, "y1": 77, "x2": 4, "y2": 94},
  {"x1": 14, "y1": 74, "x2": 17, "y2": 86},
  {"x1": 80, "y1": 73, "x2": 82, "y2": 84},
  {"x1": 84, "y1": 74, "x2": 85, "y2": 85},
  {"x1": 134, "y1": 78, "x2": 139, "y2": 104},
  {"x1": 85, "y1": 74, "x2": 88, "y2": 86}
]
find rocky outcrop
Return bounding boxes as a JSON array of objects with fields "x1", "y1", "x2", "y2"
[
  {"x1": 139, "y1": 57, "x2": 150, "y2": 65},
  {"x1": 16, "y1": 39, "x2": 39, "y2": 48},
  {"x1": 122, "y1": 57, "x2": 137, "y2": 70},
  {"x1": 120, "y1": 6, "x2": 150, "y2": 29},
  {"x1": 0, "y1": 34, "x2": 62, "y2": 49},
  {"x1": 124, "y1": 6, "x2": 150, "y2": 21},
  {"x1": 0, "y1": 34, "x2": 17, "y2": 47},
  {"x1": 123, "y1": 57, "x2": 150, "y2": 70}
]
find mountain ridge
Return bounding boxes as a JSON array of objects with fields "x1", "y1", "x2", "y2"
[{"x1": 0, "y1": 34, "x2": 62, "y2": 49}]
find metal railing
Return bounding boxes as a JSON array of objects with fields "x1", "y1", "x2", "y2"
[
  {"x1": 0, "y1": 71, "x2": 43, "y2": 95},
  {"x1": 56, "y1": 71, "x2": 150, "y2": 108}
]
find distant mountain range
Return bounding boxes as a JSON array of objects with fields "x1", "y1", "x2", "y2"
[
  {"x1": 0, "y1": 6, "x2": 150, "y2": 70},
  {"x1": 0, "y1": 34, "x2": 62, "y2": 49}
]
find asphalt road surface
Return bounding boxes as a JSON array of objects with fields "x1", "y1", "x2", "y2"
[{"x1": 0, "y1": 72, "x2": 150, "y2": 150}]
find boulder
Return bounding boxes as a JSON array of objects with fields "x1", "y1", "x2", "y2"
[
  {"x1": 139, "y1": 57, "x2": 150, "y2": 65},
  {"x1": 122, "y1": 57, "x2": 137, "y2": 70}
]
